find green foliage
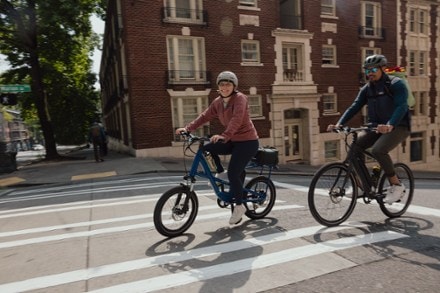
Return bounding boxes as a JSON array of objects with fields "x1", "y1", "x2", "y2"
[{"x1": 0, "y1": 0, "x2": 107, "y2": 145}]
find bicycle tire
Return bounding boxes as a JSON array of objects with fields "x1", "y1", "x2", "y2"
[
  {"x1": 308, "y1": 162, "x2": 358, "y2": 226},
  {"x1": 244, "y1": 176, "x2": 276, "y2": 219},
  {"x1": 378, "y1": 163, "x2": 414, "y2": 217},
  {"x1": 153, "y1": 185, "x2": 198, "y2": 237}
]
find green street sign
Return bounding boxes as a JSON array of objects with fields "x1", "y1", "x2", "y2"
[{"x1": 0, "y1": 84, "x2": 31, "y2": 93}]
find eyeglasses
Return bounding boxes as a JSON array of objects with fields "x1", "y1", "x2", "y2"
[{"x1": 365, "y1": 67, "x2": 380, "y2": 75}]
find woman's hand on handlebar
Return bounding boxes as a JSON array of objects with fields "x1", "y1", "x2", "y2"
[
  {"x1": 210, "y1": 134, "x2": 225, "y2": 143},
  {"x1": 175, "y1": 127, "x2": 188, "y2": 135}
]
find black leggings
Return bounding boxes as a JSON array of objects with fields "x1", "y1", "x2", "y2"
[{"x1": 203, "y1": 139, "x2": 259, "y2": 204}]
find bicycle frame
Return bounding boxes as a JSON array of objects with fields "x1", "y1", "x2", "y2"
[
  {"x1": 340, "y1": 127, "x2": 384, "y2": 198},
  {"x1": 182, "y1": 136, "x2": 274, "y2": 204}
]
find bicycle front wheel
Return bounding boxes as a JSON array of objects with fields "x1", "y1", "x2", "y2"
[
  {"x1": 244, "y1": 176, "x2": 276, "y2": 219},
  {"x1": 378, "y1": 163, "x2": 414, "y2": 218},
  {"x1": 153, "y1": 185, "x2": 198, "y2": 238},
  {"x1": 308, "y1": 163, "x2": 358, "y2": 226}
]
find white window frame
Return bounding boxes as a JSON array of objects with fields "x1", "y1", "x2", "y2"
[
  {"x1": 322, "y1": 93, "x2": 338, "y2": 115},
  {"x1": 321, "y1": 0, "x2": 336, "y2": 17},
  {"x1": 167, "y1": 36, "x2": 206, "y2": 83},
  {"x1": 360, "y1": 1, "x2": 382, "y2": 38},
  {"x1": 239, "y1": 0, "x2": 257, "y2": 8},
  {"x1": 248, "y1": 94, "x2": 263, "y2": 117},
  {"x1": 282, "y1": 43, "x2": 304, "y2": 82},
  {"x1": 408, "y1": 50, "x2": 427, "y2": 76},
  {"x1": 414, "y1": 91, "x2": 428, "y2": 116},
  {"x1": 164, "y1": 0, "x2": 204, "y2": 24},
  {"x1": 241, "y1": 40, "x2": 261, "y2": 65},
  {"x1": 171, "y1": 94, "x2": 209, "y2": 140},
  {"x1": 322, "y1": 45, "x2": 337, "y2": 66},
  {"x1": 409, "y1": 7, "x2": 429, "y2": 35}
]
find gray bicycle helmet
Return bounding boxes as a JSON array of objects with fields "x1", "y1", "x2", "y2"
[
  {"x1": 364, "y1": 54, "x2": 387, "y2": 68},
  {"x1": 216, "y1": 71, "x2": 238, "y2": 87}
]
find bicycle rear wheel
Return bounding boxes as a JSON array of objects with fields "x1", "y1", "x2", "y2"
[
  {"x1": 244, "y1": 176, "x2": 276, "y2": 219},
  {"x1": 378, "y1": 163, "x2": 414, "y2": 217},
  {"x1": 308, "y1": 163, "x2": 358, "y2": 226},
  {"x1": 153, "y1": 185, "x2": 198, "y2": 237}
]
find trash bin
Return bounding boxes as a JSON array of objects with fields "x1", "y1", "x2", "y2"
[{"x1": 0, "y1": 141, "x2": 17, "y2": 173}]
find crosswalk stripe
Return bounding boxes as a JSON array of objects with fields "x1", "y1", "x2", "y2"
[
  {"x1": 89, "y1": 231, "x2": 408, "y2": 293},
  {"x1": 0, "y1": 222, "x2": 367, "y2": 292},
  {"x1": 0, "y1": 205, "x2": 301, "y2": 249}
]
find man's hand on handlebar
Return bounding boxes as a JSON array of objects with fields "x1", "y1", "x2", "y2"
[
  {"x1": 327, "y1": 124, "x2": 342, "y2": 132},
  {"x1": 376, "y1": 124, "x2": 394, "y2": 134}
]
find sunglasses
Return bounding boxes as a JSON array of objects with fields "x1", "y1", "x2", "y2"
[{"x1": 365, "y1": 67, "x2": 380, "y2": 74}]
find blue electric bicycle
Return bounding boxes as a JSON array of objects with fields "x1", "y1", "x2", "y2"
[{"x1": 153, "y1": 132, "x2": 277, "y2": 237}]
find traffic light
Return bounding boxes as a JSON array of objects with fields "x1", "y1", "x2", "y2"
[{"x1": 0, "y1": 93, "x2": 18, "y2": 106}]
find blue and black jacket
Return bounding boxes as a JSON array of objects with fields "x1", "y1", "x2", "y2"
[{"x1": 338, "y1": 74, "x2": 411, "y2": 129}]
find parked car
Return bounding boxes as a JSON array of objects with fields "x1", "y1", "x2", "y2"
[{"x1": 32, "y1": 144, "x2": 44, "y2": 151}]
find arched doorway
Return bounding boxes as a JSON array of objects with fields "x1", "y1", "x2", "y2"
[{"x1": 284, "y1": 109, "x2": 304, "y2": 161}]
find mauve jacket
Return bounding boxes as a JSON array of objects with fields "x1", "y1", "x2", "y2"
[{"x1": 185, "y1": 91, "x2": 259, "y2": 142}]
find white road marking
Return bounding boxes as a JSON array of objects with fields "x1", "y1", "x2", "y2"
[
  {"x1": 0, "y1": 222, "x2": 368, "y2": 292},
  {"x1": 89, "y1": 231, "x2": 407, "y2": 293},
  {"x1": 0, "y1": 205, "x2": 302, "y2": 249}
]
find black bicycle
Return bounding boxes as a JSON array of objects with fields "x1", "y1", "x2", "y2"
[
  {"x1": 308, "y1": 125, "x2": 414, "y2": 227},
  {"x1": 153, "y1": 132, "x2": 277, "y2": 237}
]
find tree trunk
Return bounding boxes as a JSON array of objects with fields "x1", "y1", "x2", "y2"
[{"x1": 25, "y1": 1, "x2": 59, "y2": 160}]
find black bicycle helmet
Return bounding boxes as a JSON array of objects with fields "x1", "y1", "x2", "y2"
[
  {"x1": 364, "y1": 54, "x2": 387, "y2": 68},
  {"x1": 216, "y1": 71, "x2": 238, "y2": 87}
]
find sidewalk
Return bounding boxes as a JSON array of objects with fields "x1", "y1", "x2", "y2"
[{"x1": 0, "y1": 146, "x2": 438, "y2": 188}]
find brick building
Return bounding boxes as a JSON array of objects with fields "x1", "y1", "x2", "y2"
[{"x1": 99, "y1": 0, "x2": 440, "y2": 171}]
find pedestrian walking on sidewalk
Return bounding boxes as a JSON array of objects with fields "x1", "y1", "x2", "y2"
[
  {"x1": 175, "y1": 71, "x2": 259, "y2": 225},
  {"x1": 88, "y1": 122, "x2": 106, "y2": 162}
]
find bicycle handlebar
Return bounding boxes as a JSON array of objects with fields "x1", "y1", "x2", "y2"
[{"x1": 333, "y1": 124, "x2": 377, "y2": 134}]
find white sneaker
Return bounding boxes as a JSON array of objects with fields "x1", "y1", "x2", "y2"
[
  {"x1": 229, "y1": 204, "x2": 246, "y2": 225},
  {"x1": 385, "y1": 183, "x2": 405, "y2": 204}
]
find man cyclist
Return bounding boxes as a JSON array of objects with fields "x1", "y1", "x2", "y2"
[
  {"x1": 175, "y1": 71, "x2": 259, "y2": 224},
  {"x1": 327, "y1": 54, "x2": 411, "y2": 204}
]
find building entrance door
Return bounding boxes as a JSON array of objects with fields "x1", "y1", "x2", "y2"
[{"x1": 284, "y1": 119, "x2": 303, "y2": 161}]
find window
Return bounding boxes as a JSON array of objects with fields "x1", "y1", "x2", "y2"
[
  {"x1": 248, "y1": 95, "x2": 263, "y2": 117},
  {"x1": 321, "y1": 0, "x2": 336, "y2": 16},
  {"x1": 414, "y1": 91, "x2": 428, "y2": 116},
  {"x1": 408, "y1": 50, "x2": 427, "y2": 76},
  {"x1": 322, "y1": 45, "x2": 336, "y2": 65},
  {"x1": 282, "y1": 44, "x2": 303, "y2": 81},
  {"x1": 325, "y1": 140, "x2": 339, "y2": 161},
  {"x1": 322, "y1": 94, "x2": 337, "y2": 114},
  {"x1": 239, "y1": 0, "x2": 257, "y2": 8},
  {"x1": 410, "y1": 132, "x2": 424, "y2": 162},
  {"x1": 172, "y1": 96, "x2": 208, "y2": 139},
  {"x1": 241, "y1": 40, "x2": 260, "y2": 64},
  {"x1": 167, "y1": 36, "x2": 207, "y2": 83},
  {"x1": 164, "y1": 0, "x2": 204, "y2": 23},
  {"x1": 409, "y1": 8, "x2": 428, "y2": 34},
  {"x1": 360, "y1": 2, "x2": 382, "y2": 38}
]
